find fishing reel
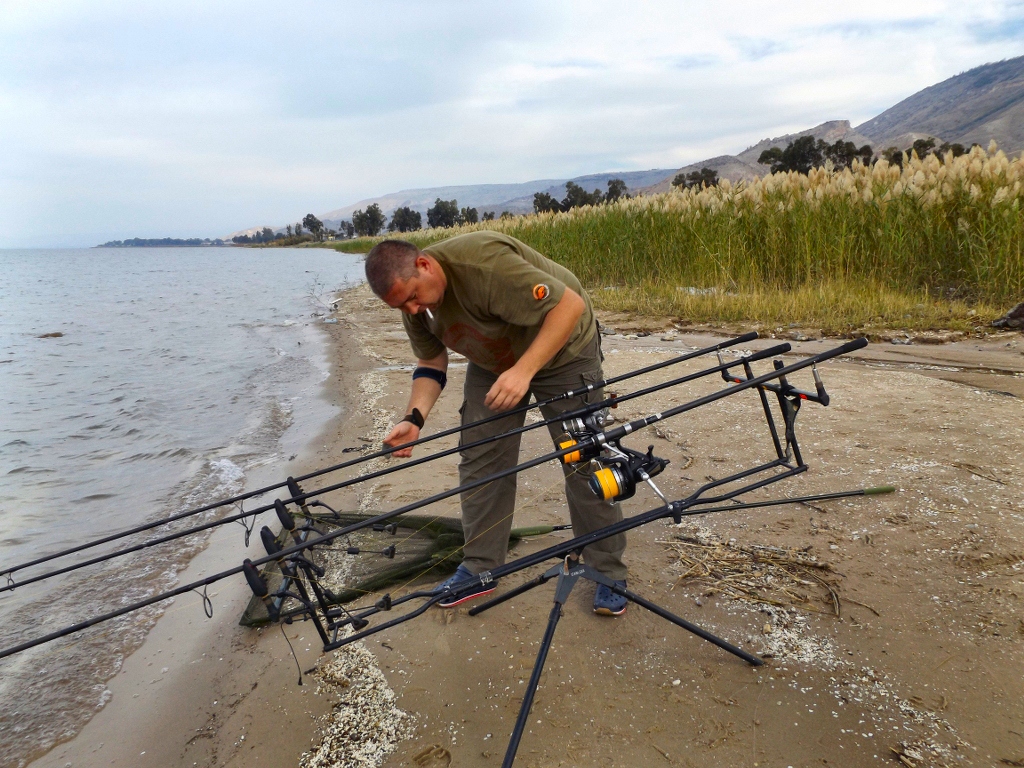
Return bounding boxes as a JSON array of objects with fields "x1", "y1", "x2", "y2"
[
  {"x1": 587, "y1": 444, "x2": 669, "y2": 502},
  {"x1": 555, "y1": 408, "x2": 611, "y2": 465}
]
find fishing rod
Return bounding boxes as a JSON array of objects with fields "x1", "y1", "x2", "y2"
[
  {"x1": 0, "y1": 332, "x2": 759, "y2": 584},
  {"x1": 0, "y1": 337, "x2": 865, "y2": 661},
  {"x1": 0, "y1": 340, "x2": 791, "y2": 595},
  {"x1": 320, "y1": 480, "x2": 895, "y2": 647}
]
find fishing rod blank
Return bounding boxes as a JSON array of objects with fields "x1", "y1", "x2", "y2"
[
  {"x1": 0, "y1": 341, "x2": 790, "y2": 595},
  {"x1": 0, "y1": 332, "x2": 759, "y2": 583},
  {"x1": 0, "y1": 338, "x2": 864, "y2": 660}
]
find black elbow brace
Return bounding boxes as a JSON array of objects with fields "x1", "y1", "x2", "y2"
[{"x1": 413, "y1": 366, "x2": 447, "y2": 390}]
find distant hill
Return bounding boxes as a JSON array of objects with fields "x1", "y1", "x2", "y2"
[
  {"x1": 230, "y1": 56, "x2": 1024, "y2": 238},
  {"x1": 856, "y1": 55, "x2": 1024, "y2": 154}
]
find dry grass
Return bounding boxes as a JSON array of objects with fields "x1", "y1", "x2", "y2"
[
  {"x1": 331, "y1": 143, "x2": 1023, "y2": 332},
  {"x1": 661, "y1": 528, "x2": 843, "y2": 616}
]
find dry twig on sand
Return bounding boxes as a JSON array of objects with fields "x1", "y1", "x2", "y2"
[{"x1": 661, "y1": 527, "x2": 842, "y2": 616}]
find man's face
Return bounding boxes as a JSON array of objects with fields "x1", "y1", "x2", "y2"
[{"x1": 382, "y1": 256, "x2": 444, "y2": 316}]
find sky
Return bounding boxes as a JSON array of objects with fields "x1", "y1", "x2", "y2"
[{"x1": 1, "y1": 0, "x2": 1022, "y2": 247}]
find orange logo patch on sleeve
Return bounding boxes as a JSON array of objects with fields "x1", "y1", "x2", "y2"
[{"x1": 532, "y1": 284, "x2": 550, "y2": 300}]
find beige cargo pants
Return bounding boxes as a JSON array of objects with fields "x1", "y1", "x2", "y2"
[{"x1": 457, "y1": 333, "x2": 627, "y2": 579}]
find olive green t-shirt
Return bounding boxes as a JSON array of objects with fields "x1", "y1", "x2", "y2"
[{"x1": 401, "y1": 231, "x2": 596, "y2": 374}]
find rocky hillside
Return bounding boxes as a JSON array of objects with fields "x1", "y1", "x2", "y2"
[
  {"x1": 232, "y1": 56, "x2": 1024, "y2": 237},
  {"x1": 856, "y1": 55, "x2": 1024, "y2": 154}
]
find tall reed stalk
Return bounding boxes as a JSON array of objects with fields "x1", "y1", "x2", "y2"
[{"x1": 334, "y1": 143, "x2": 1023, "y2": 331}]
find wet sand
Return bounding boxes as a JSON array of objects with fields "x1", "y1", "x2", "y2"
[{"x1": 32, "y1": 285, "x2": 1024, "y2": 768}]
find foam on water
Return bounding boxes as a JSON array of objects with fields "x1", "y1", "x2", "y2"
[{"x1": 0, "y1": 247, "x2": 363, "y2": 767}]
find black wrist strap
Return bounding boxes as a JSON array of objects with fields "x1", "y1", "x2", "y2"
[{"x1": 402, "y1": 408, "x2": 425, "y2": 429}]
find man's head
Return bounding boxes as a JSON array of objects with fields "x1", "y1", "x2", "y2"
[{"x1": 365, "y1": 239, "x2": 446, "y2": 315}]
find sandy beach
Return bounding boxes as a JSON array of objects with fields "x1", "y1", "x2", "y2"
[{"x1": 31, "y1": 283, "x2": 1024, "y2": 768}]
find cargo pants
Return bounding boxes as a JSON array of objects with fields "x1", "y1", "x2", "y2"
[{"x1": 457, "y1": 333, "x2": 627, "y2": 579}]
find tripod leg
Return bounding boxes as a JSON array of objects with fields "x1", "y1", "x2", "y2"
[
  {"x1": 582, "y1": 566, "x2": 762, "y2": 667},
  {"x1": 502, "y1": 600, "x2": 562, "y2": 768},
  {"x1": 469, "y1": 563, "x2": 562, "y2": 616},
  {"x1": 615, "y1": 584, "x2": 762, "y2": 666}
]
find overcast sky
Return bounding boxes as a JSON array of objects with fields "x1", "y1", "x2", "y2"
[{"x1": 1, "y1": 1, "x2": 1022, "y2": 247}]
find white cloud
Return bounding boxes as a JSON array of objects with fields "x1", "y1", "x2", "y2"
[{"x1": 0, "y1": 0, "x2": 1021, "y2": 245}]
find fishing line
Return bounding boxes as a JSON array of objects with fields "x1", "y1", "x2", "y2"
[
  {"x1": 1, "y1": 342, "x2": 787, "y2": 594},
  {"x1": 0, "y1": 338, "x2": 864, "y2": 661},
  {"x1": 1, "y1": 333, "x2": 759, "y2": 583}
]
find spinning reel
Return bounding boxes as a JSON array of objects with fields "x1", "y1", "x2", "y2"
[
  {"x1": 554, "y1": 407, "x2": 670, "y2": 503},
  {"x1": 588, "y1": 444, "x2": 669, "y2": 502},
  {"x1": 555, "y1": 408, "x2": 611, "y2": 465}
]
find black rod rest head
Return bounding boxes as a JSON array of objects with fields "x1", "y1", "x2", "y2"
[
  {"x1": 261, "y1": 526, "x2": 282, "y2": 556},
  {"x1": 242, "y1": 559, "x2": 268, "y2": 598},
  {"x1": 376, "y1": 594, "x2": 392, "y2": 611},
  {"x1": 286, "y1": 476, "x2": 304, "y2": 503},
  {"x1": 275, "y1": 499, "x2": 296, "y2": 531},
  {"x1": 381, "y1": 545, "x2": 396, "y2": 559}
]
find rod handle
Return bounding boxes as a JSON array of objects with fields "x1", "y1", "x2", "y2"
[
  {"x1": 864, "y1": 485, "x2": 896, "y2": 495},
  {"x1": 837, "y1": 337, "x2": 869, "y2": 354}
]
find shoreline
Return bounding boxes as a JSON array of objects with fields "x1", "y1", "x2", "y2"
[{"x1": 30, "y1": 283, "x2": 1024, "y2": 768}]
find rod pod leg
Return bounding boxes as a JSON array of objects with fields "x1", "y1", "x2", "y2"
[
  {"x1": 502, "y1": 559, "x2": 583, "y2": 768},
  {"x1": 587, "y1": 566, "x2": 762, "y2": 667},
  {"x1": 469, "y1": 562, "x2": 564, "y2": 617}
]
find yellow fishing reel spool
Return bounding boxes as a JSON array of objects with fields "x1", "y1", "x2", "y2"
[{"x1": 589, "y1": 464, "x2": 626, "y2": 501}]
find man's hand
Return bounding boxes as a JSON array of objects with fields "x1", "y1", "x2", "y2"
[
  {"x1": 383, "y1": 421, "x2": 420, "y2": 458},
  {"x1": 484, "y1": 365, "x2": 532, "y2": 411}
]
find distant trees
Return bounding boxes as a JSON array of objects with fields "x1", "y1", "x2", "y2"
[
  {"x1": 339, "y1": 220, "x2": 355, "y2": 239},
  {"x1": 426, "y1": 198, "x2": 459, "y2": 228},
  {"x1": 758, "y1": 136, "x2": 874, "y2": 174},
  {"x1": 353, "y1": 204, "x2": 386, "y2": 236},
  {"x1": 303, "y1": 214, "x2": 325, "y2": 241},
  {"x1": 605, "y1": 178, "x2": 629, "y2": 202},
  {"x1": 562, "y1": 181, "x2": 604, "y2": 209},
  {"x1": 460, "y1": 206, "x2": 479, "y2": 225},
  {"x1": 481, "y1": 211, "x2": 496, "y2": 221},
  {"x1": 532, "y1": 179, "x2": 629, "y2": 214},
  {"x1": 881, "y1": 139, "x2": 969, "y2": 167},
  {"x1": 672, "y1": 167, "x2": 719, "y2": 190},
  {"x1": 388, "y1": 207, "x2": 422, "y2": 233},
  {"x1": 533, "y1": 192, "x2": 562, "y2": 214},
  {"x1": 499, "y1": 211, "x2": 514, "y2": 219}
]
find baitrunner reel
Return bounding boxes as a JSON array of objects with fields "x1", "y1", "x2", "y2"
[
  {"x1": 587, "y1": 444, "x2": 669, "y2": 502},
  {"x1": 556, "y1": 408, "x2": 612, "y2": 465}
]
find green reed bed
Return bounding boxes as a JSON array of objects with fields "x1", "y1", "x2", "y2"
[{"x1": 332, "y1": 144, "x2": 1023, "y2": 332}]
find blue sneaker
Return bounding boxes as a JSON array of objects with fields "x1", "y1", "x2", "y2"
[
  {"x1": 436, "y1": 564, "x2": 497, "y2": 608},
  {"x1": 593, "y1": 580, "x2": 628, "y2": 616}
]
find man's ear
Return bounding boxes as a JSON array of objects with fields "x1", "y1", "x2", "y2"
[{"x1": 415, "y1": 254, "x2": 431, "y2": 274}]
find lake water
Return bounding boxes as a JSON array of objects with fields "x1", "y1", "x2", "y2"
[{"x1": 0, "y1": 247, "x2": 364, "y2": 767}]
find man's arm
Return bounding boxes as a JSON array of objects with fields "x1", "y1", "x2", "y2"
[
  {"x1": 484, "y1": 287, "x2": 585, "y2": 411},
  {"x1": 383, "y1": 349, "x2": 449, "y2": 457}
]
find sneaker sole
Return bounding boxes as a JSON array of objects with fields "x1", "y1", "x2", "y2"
[
  {"x1": 593, "y1": 604, "x2": 627, "y2": 617},
  {"x1": 438, "y1": 585, "x2": 496, "y2": 609}
]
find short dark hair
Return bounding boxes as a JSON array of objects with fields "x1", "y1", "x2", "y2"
[{"x1": 365, "y1": 240, "x2": 420, "y2": 296}]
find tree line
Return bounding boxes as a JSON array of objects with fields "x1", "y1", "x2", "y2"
[
  {"x1": 755, "y1": 135, "x2": 973, "y2": 175},
  {"x1": 663, "y1": 136, "x2": 977, "y2": 195},
  {"x1": 345, "y1": 198, "x2": 515, "y2": 237},
  {"x1": 532, "y1": 179, "x2": 629, "y2": 214}
]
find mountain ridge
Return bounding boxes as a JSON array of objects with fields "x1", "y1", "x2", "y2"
[{"x1": 229, "y1": 55, "x2": 1024, "y2": 238}]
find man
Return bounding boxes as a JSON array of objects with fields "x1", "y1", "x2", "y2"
[{"x1": 364, "y1": 231, "x2": 627, "y2": 615}]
